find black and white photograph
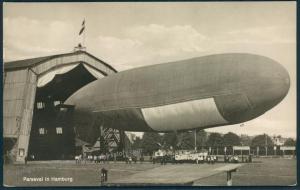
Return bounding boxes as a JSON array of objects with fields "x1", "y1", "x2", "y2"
[{"x1": 3, "y1": 1, "x2": 297, "y2": 186}]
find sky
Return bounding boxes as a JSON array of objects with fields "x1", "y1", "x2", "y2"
[{"x1": 3, "y1": 2, "x2": 297, "y2": 138}]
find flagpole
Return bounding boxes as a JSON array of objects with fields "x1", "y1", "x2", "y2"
[
  {"x1": 83, "y1": 28, "x2": 85, "y2": 48},
  {"x1": 83, "y1": 19, "x2": 86, "y2": 50},
  {"x1": 77, "y1": 19, "x2": 86, "y2": 52}
]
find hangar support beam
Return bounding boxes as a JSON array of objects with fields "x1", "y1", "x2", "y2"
[{"x1": 15, "y1": 69, "x2": 37, "y2": 162}]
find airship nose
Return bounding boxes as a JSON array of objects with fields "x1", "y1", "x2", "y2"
[
  {"x1": 214, "y1": 54, "x2": 290, "y2": 124},
  {"x1": 247, "y1": 59, "x2": 290, "y2": 114}
]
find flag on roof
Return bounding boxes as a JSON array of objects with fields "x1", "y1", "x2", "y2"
[{"x1": 79, "y1": 19, "x2": 85, "y2": 35}]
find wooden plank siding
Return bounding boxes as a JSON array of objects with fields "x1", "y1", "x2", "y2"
[
  {"x1": 3, "y1": 70, "x2": 29, "y2": 138},
  {"x1": 15, "y1": 70, "x2": 37, "y2": 162},
  {"x1": 4, "y1": 69, "x2": 28, "y2": 83}
]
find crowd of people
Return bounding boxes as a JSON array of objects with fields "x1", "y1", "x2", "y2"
[
  {"x1": 74, "y1": 152, "x2": 253, "y2": 165},
  {"x1": 75, "y1": 154, "x2": 110, "y2": 164},
  {"x1": 74, "y1": 154, "x2": 145, "y2": 164},
  {"x1": 196, "y1": 155, "x2": 218, "y2": 164},
  {"x1": 151, "y1": 154, "x2": 253, "y2": 165},
  {"x1": 224, "y1": 154, "x2": 252, "y2": 163}
]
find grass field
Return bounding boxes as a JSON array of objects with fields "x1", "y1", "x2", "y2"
[
  {"x1": 194, "y1": 157, "x2": 297, "y2": 186},
  {"x1": 3, "y1": 157, "x2": 296, "y2": 187}
]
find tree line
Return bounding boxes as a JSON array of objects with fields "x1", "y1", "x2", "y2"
[{"x1": 131, "y1": 131, "x2": 296, "y2": 155}]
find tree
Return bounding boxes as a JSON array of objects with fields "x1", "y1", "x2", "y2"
[
  {"x1": 132, "y1": 136, "x2": 142, "y2": 149},
  {"x1": 196, "y1": 130, "x2": 208, "y2": 148},
  {"x1": 240, "y1": 134, "x2": 252, "y2": 146},
  {"x1": 140, "y1": 132, "x2": 162, "y2": 155},
  {"x1": 223, "y1": 132, "x2": 241, "y2": 146},
  {"x1": 206, "y1": 132, "x2": 224, "y2": 147},
  {"x1": 162, "y1": 132, "x2": 177, "y2": 149},
  {"x1": 251, "y1": 134, "x2": 274, "y2": 147},
  {"x1": 284, "y1": 138, "x2": 296, "y2": 146},
  {"x1": 179, "y1": 132, "x2": 194, "y2": 150},
  {"x1": 161, "y1": 130, "x2": 207, "y2": 150}
]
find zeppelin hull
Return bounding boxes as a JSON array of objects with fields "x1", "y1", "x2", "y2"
[{"x1": 66, "y1": 53, "x2": 290, "y2": 138}]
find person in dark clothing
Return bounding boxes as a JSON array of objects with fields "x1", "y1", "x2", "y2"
[{"x1": 140, "y1": 156, "x2": 144, "y2": 163}]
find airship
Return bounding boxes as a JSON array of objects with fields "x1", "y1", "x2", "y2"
[{"x1": 65, "y1": 53, "x2": 290, "y2": 143}]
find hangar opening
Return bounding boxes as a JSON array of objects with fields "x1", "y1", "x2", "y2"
[
  {"x1": 28, "y1": 63, "x2": 100, "y2": 160},
  {"x1": 3, "y1": 51, "x2": 118, "y2": 163}
]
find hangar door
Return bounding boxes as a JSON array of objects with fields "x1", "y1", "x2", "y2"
[{"x1": 28, "y1": 63, "x2": 104, "y2": 160}]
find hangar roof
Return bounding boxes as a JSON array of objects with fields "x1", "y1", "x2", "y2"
[
  {"x1": 5, "y1": 55, "x2": 53, "y2": 69},
  {"x1": 4, "y1": 50, "x2": 117, "y2": 73},
  {"x1": 4, "y1": 50, "x2": 118, "y2": 103}
]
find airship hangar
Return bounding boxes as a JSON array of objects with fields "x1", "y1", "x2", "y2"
[{"x1": 3, "y1": 50, "x2": 123, "y2": 163}]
